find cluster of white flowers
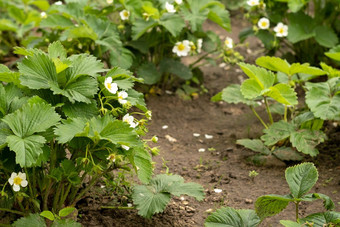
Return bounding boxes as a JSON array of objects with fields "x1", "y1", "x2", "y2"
[
  {"x1": 8, "y1": 172, "x2": 28, "y2": 192},
  {"x1": 120, "y1": 9, "x2": 130, "y2": 21},
  {"x1": 104, "y1": 77, "x2": 128, "y2": 104},
  {"x1": 123, "y1": 113, "x2": 138, "y2": 128},
  {"x1": 173, "y1": 39, "x2": 204, "y2": 57}
]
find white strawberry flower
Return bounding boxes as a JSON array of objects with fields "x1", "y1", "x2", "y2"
[
  {"x1": 40, "y1": 12, "x2": 47, "y2": 18},
  {"x1": 120, "y1": 10, "x2": 130, "y2": 21},
  {"x1": 54, "y1": 1, "x2": 63, "y2": 5},
  {"x1": 175, "y1": 0, "x2": 183, "y2": 4},
  {"x1": 123, "y1": 113, "x2": 138, "y2": 128},
  {"x1": 8, "y1": 172, "x2": 28, "y2": 192},
  {"x1": 118, "y1": 91, "x2": 128, "y2": 104},
  {"x1": 274, "y1": 22, "x2": 288, "y2": 37},
  {"x1": 165, "y1": 2, "x2": 176, "y2": 13},
  {"x1": 247, "y1": 0, "x2": 259, "y2": 6},
  {"x1": 122, "y1": 145, "x2": 130, "y2": 150},
  {"x1": 258, "y1": 17, "x2": 270, "y2": 29},
  {"x1": 224, "y1": 37, "x2": 233, "y2": 49},
  {"x1": 104, "y1": 77, "x2": 118, "y2": 94},
  {"x1": 172, "y1": 40, "x2": 190, "y2": 57},
  {"x1": 107, "y1": 0, "x2": 113, "y2": 3},
  {"x1": 197, "y1": 38, "x2": 203, "y2": 53}
]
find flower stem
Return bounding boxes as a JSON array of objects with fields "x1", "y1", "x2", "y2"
[
  {"x1": 295, "y1": 201, "x2": 300, "y2": 221},
  {"x1": 250, "y1": 106, "x2": 268, "y2": 129},
  {"x1": 264, "y1": 97, "x2": 274, "y2": 125},
  {"x1": 284, "y1": 105, "x2": 288, "y2": 122},
  {"x1": 0, "y1": 207, "x2": 25, "y2": 216}
]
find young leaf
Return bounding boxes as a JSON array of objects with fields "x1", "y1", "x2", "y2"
[
  {"x1": 132, "y1": 174, "x2": 204, "y2": 218},
  {"x1": 265, "y1": 84, "x2": 298, "y2": 106},
  {"x1": 255, "y1": 195, "x2": 293, "y2": 220},
  {"x1": 305, "y1": 78, "x2": 340, "y2": 120},
  {"x1": 285, "y1": 162, "x2": 318, "y2": 198},
  {"x1": 13, "y1": 213, "x2": 46, "y2": 227},
  {"x1": 40, "y1": 211, "x2": 55, "y2": 221},
  {"x1": 220, "y1": 84, "x2": 257, "y2": 106},
  {"x1": 301, "y1": 193, "x2": 335, "y2": 210},
  {"x1": 261, "y1": 121, "x2": 295, "y2": 146},
  {"x1": 279, "y1": 220, "x2": 301, "y2": 227},
  {"x1": 48, "y1": 41, "x2": 67, "y2": 60},
  {"x1": 290, "y1": 130, "x2": 327, "y2": 156},
  {"x1": 237, "y1": 139, "x2": 270, "y2": 155},
  {"x1": 255, "y1": 56, "x2": 290, "y2": 75},
  {"x1": 300, "y1": 212, "x2": 340, "y2": 226},
  {"x1": 205, "y1": 207, "x2": 260, "y2": 227},
  {"x1": 58, "y1": 207, "x2": 76, "y2": 217}
]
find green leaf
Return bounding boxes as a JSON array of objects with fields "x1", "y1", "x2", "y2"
[
  {"x1": 134, "y1": 148, "x2": 152, "y2": 184},
  {"x1": 207, "y1": 5, "x2": 231, "y2": 31},
  {"x1": 40, "y1": 15, "x2": 74, "y2": 29},
  {"x1": 220, "y1": 84, "x2": 257, "y2": 105},
  {"x1": 261, "y1": 121, "x2": 295, "y2": 146},
  {"x1": 272, "y1": 147, "x2": 303, "y2": 161},
  {"x1": 320, "y1": 62, "x2": 340, "y2": 78},
  {"x1": 288, "y1": 0, "x2": 308, "y2": 12},
  {"x1": 237, "y1": 139, "x2": 270, "y2": 155},
  {"x1": 305, "y1": 78, "x2": 340, "y2": 120},
  {"x1": 301, "y1": 193, "x2": 335, "y2": 210},
  {"x1": 285, "y1": 162, "x2": 318, "y2": 198},
  {"x1": 133, "y1": 174, "x2": 204, "y2": 218},
  {"x1": 109, "y1": 47, "x2": 134, "y2": 69},
  {"x1": 40, "y1": 211, "x2": 55, "y2": 221},
  {"x1": 287, "y1": 12, "x2": 315, "y2": 43},
  {"x1": 256, "y1": 56, "x2": 290, "y2": 75},
  {"x1": 314, "y1": 26, "x2": 339, "y2": 48},
  {"x1": 54, "y1": 118, "x2": 86, "y2": 144},
  {"x1": 280, "y1": 220, "x2": 301, "y2": 227},
  {"x1": 51, "y1": 219, "x2": 82, "y2": 227},
  {"x1": 159, "y1": 58, "x2": 192, "y2": 80},
  {"x1": 159, "y1": 14, "x2": 185, "y2": 37},
  {"x1": 67, "y1": 54, "x2": 105, "y2": 79},
  {"x1": 0, "y1": 19, "x2": 18, "y2": 32},
  {"x1": 136, "y1": 62, "x2": 161, "y2": 85},
  {"x1": 300, "y1": 212, "x2": 340, "y2": 226},
  {"x1": 48, "y1": 41, "x2": 67, "y2": 60},
  {"x1": 181, "y1": 6, "x2": 208, "y2": 32},
  {"x1": 289, "y1": 63, "x2": 325, "y2": 76},
  {"x1": 255, "y1": 30, "x2": 275, "y2": 50},
  {"x1": 0, "y1": 64, "x2": 21, "y2": 85},
  {"x1": 18, "y1": 52, "x2": 58, "y2": 89},
  {"x1": 290, "y1": 130, "x2": 326, "y2": 156},
  {"x1": 64, "y1": 25, "x2": 98, "y2": 41},
  {"x1": 255, "y1": 195, "x2": 293, "y2": 220},
  {"x1": 265, "y1": 84, "x2": 298, "y2": 106},
  {"x1": 205, "y1": 207, "x2": 261, "y2": 227},
  {"x1": 240, "y1": 79, "x2": 264, "y2": 100},
  {"x1": 132, "y1": 19, "x2": 158, "y2": 40},
  {"x1": 58, "y1": 207, "x2": 76, "y2": 217},
  {"x1": 13, "y1": 213, "x2": 46, "y2": 227}
]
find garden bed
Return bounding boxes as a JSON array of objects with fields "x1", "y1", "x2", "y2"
[{"x1": 79, "y1": 17, "x2": 340, "y2": 226}]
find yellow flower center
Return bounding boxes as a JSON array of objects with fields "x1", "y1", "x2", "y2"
[
  {"x1": 225, "y1": 40, "x2": 230, "y2": 45},
  {"x1": 124, "y1": 11, "x2": 129, "y2": 17},
  {"x1": 178, "y1": 43, "x2": 185, "y2": 51},
  {"x1": 279, "y1": 28, "x2": 284, "y2": 34},
  {"x1": 13, "y1": 176, "x2": 22, "y2": 185},
  {"x1": 261, "y1": 21, "x2": 267, "y2": 27},
  {"x1": 106, "y1": 83, "x2": 112, "y2": 89}
]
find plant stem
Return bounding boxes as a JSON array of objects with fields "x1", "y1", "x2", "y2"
[
  {"x1": 70, "y1": 174, "x2": 102, "y2": 207},
  {"x1": 284, "y1": 105, "x2": 288, "y2": 122},
  {"x1": 295, "y1": 201, "x2": 299, "y2": 221},
  {"x1": 264, "y1": 97, "x2": 274, "y2": 125},
  {"x1": 250, "y1": 106, "x2": 268, "y2": 129},
  {"x1": 53, "y1": 182, "x2": 62, "y2": 212},
  {"x1": 59, "y1": 183, "x2": 72, "y2": 208},
  {"x1": 0, "y1": 207, "x2": 25, "y2": 216},
  {"x1": 189, "y1": 50, "x2": 216, "y2": 68}
]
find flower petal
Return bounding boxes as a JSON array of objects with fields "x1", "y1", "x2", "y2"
[
  {"x1": 21, "y1": 180, "x2": 28, "y2": 187},
  {"x1": 13, "y1": 184, "x2": 20, "y2": 192}
]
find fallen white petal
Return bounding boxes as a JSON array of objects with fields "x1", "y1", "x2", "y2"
[
  {"x1": 162, "y1": 125, "x2": 168, "y2": 129},
  {"x1": 214, "y1": 188, "x2": 223, "y2": 193},
  {"x1": 205, "y1": 134, "x2": 213, "y2": 139},
  {"x1": 127, "y1": 203, "x2": 132, "y2": 207},
  {"x1": 193, "y1": 133, "x2": 200, "y2": 137},
  {"x1": 198, "y1": 148, "x2": 205, "y2": 152},
  {"x1": 165, "y1": 135, "x2": 177, "y2": 143}
]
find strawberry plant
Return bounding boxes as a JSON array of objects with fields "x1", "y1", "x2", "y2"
[
  {"x1": 205, "y1": 163, "x2": 340, "y2": 226},
  {"x1": 239, "y1": 0, "x2": 340, "y2": 64},
  {"x1": 212, "y1": 55, "x2": 340, "y2": 162}
]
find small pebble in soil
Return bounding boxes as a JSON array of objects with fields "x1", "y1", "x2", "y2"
[
  {"x1": 182, "y1": 201, "x2": 189, "y2": 205},
  {"x1": 165, "y1": 90, "x2": 173, "y2": 95},
  {"x1": 193, "y1": 133, "x2": 200, "y2": 137},
  {"x1": 205, "y1": 134, "x2": 213, "y2": 139},
  {"x1": 245, "y1": 199, "x2": 253, "y2": 204},
  {"x1": 214, "y1": 188, "x2": 223, "y2": 193},
  {"x1": 198, "y1": 148, "x2": 205, "y2": 152},
  {"x1": 162, "y1": 125, "x2": 168, "y2": 129},
  {"x1": 205, "y1": 208, "x2": 213, "y2": 213},
  {"x1": 186, "y1": 206, "x2": 196, "y2": 213},
  {"x1": 219, "y1": 62, "x2": 227, "y2": 68},
  {"x1": 165, "y1": 135, "x2": 177, "y2": 143},
  {"x1": 180, "y1": 196, "x2": 185, "y2": 201},
  {"x1": 127, "y1": 203, "x2": 132, "y2": 207}
]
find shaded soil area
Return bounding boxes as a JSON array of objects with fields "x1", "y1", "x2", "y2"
[{"x1": 80, "y1": 15, "x2": 340, "y2": 227}]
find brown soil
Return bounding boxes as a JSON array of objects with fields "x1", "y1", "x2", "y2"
[{"x1": 79, "y1": 15, "x2": 340, "y2": 227}]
